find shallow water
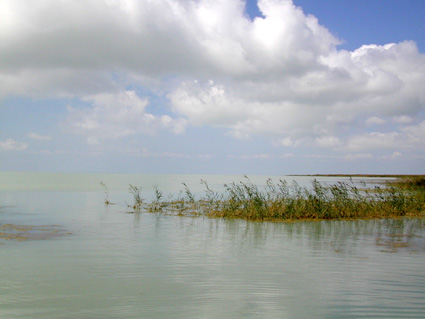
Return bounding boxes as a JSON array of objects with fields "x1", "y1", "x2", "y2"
[{"x1": 1, "y1": 172, "x2": 424, "y2": 319}]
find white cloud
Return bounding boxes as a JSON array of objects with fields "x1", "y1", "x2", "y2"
[
  {"x1": 196, "y1": 154, "x2": 213, "y2": 159},
  {"x1": 401, "y1": 121, "x2": 425, "y2": 146},
  {"x1": 340, "y1": 120, "x2": 425, "y2": 153},
  {"x1": 0, "y1": 138, "x2": 28, "y2": 151},
  {"x1": 393, "y1": 115, "x2": 413, "y2": 124},
  {"x1": 382, "y1": 151, "x2": 403, "y2": 160},
  {"x1": 119, "y1": 147, "x2": 201, "y2": 159},
  {"x1": 305, "y1": 151, "x2": 405, "y2": 161},
  {"x1": 277, "y1": 137, "x2": 296, "y2": 147},
  {"x1": 170, "y1": 40, "x2": 425, "y2": 146},
  {"x1": 366, "y1": 117, "x2": 386, "y2": 125},
  {"x1": 28, "y1": 132, "x2": 52, "y2": 140},
  {"x1": 66, "y1": 90, "x2": 187, "y2": 143},
  {"x1": 344, "y1": 132, "x2": 402, "y2": 152},
  {"x1": 229, "y1": 153, "x2": 273, "y2": 160},
  {"x1": 29, "y1": 150, "x2": 53, "y2": 155},
  {"x1": 314, "y1": 136, "x2": 341, "y2": 148},
  {"x1": 343, "y1": 153, "x2": 373, "y2": 160},
  {"x1": 280, "y1": 153, "x2": 294, "y2": 158},
  {"x1": 305, "y1": 153, "x2": 374, "y2": 161},
  {"x1": 0, "y1": 0, "x2": 424, "y2": 157}
]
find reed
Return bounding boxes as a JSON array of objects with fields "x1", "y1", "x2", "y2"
[
  {"x1": 128, "y1": 184, "x2": 143, "y2": 210},
  {"x1": 394, "y1": 176, "x2": 425, "y2": 189},
  {"x1": 144, "y1": 178, "x2": 425, "y2": 222},
  {"x1": 101, "y1": 178, "x2": 425, "y2": 221},
  {"x1": 99, "y1": 181, "x2": 111, "y2": 205}
]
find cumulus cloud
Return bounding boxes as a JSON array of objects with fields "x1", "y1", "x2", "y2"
[
  {"x1": 401, "y1": 121, "x2": 425, "y2": 146},
  {"x1": 66, "y1": 90, "x2": 186, "y2": 144},
  {"x1": 280, "y1": 153, "x2": 294, "y2": 158},
  {"x1": 383, "y1": 151, "x2": 403, "y2": 160},
  {"x1": 341, "y1": 120, "x2": 425, "y2": 152},
  {"x1": 306, "y1": 153, "x2": 396, "y2": 161},
  {"x1": 366, "y1": 117, "x2": 386, "y2": 126},
  {"x1": 1, "y1": 0, "x2": 424, "y2": 155},
  {"x1": 314, "y1": 136, "x2": 341, "y2": 148},
  {"x1": 344, "y1": 132, "x2": 402, "y2": 152},
  {"x1": 393, "y1": 115, "x2": 413, "y2": 124},
  {"x1": 0, "y1": 138, "x2": 28, "y2": 151},
  {"x1": 170, "y1": 41, "x2": 425, "y2": 147},
  {"x1": 28, "y1": 132, "x2": 52, "y2": 140}
]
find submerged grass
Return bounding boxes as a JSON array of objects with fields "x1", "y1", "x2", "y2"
[{"x1": 104, "y1": 177, "x2": 425, "y2": 222}]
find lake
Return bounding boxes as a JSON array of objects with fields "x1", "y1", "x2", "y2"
[{"x1": 1, "y1": 172, "x2": 424, "y2": 318}]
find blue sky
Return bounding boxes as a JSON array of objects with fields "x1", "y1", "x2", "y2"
[{"x1": 1, "y1": 0, "x2": 424, "y2": 174}]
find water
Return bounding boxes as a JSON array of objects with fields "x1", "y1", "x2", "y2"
[{"x1": 1, "y1": 172, "x2": 424, "y2": 318}]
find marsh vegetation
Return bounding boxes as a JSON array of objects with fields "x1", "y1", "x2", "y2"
[
  {"x1": 106, "y1": 176, "x2": 425, "y2": 222},
  {"x1": 0, "y1": 224, "x2": 71, "y2": 241}
]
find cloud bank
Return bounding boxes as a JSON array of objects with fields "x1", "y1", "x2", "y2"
[
  {"x1": 1, "y1": 0, "x2": 424, "y2": 155},
  {"x1": 0, "y1": 138, "x2": 28, "y2": 151}
]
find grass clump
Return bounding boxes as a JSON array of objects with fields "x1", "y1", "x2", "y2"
[
  {"x1": 143, "y1": 177, "x2": 425, "y2": 222},
  {"x1": 128, "y1": 184, "x2": 143, "y2": 210},
  {"x1": 395, "y1": 176, "x2": 425, "y2": 189},
  {"x1": 209, "y1": 178, "x2": 424, "y2": 221},
  {"x1": 101, "y1": 177, "x2": 425, "y2": 222}
]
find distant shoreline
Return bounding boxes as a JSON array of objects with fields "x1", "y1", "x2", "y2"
[{"x1": 289, "y1": 174, "x2": 425, "y2": 179}]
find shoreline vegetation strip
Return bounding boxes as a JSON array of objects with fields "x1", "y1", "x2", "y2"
[{"x1": 103, "y1": 176, "x2": 425, "y2": 222}]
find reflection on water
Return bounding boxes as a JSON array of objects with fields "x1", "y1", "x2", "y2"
[{"x1": 0, "y1": 173, "x2": 424, "y2": 318}]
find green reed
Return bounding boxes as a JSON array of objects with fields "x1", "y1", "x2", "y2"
[
  {"x1": 153, "y1": 178, "x2": 424, "y2": 221},
  {"x1": 128, "y1": 184, "x2": 143, "y2": 210},
  {"x1": 102, "y1": 178, "x2": 425, "y2": 221}
]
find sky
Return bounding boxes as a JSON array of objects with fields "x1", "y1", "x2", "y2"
[{"x1": 1, "y1": 0, "x2": 425, "y2": 175}]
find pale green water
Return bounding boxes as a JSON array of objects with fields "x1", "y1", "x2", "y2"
[{"x1": 1, "y1": 172, "x2": 424, "y2": 318}]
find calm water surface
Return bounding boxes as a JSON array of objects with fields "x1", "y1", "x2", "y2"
[{"x1": 1, "y1": 172, "x2": 424, "y2": 318}]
